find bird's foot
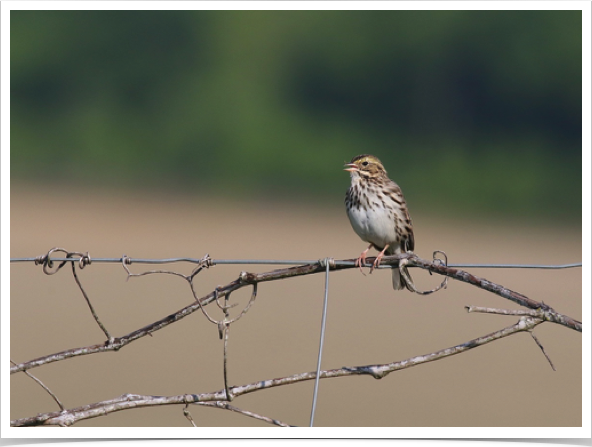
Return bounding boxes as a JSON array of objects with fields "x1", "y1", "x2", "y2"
[
  {"x1": 355, "y1": 253, "x2": 367, "y2": 276},
  {"x1": 369, "y1": 244, "x2": 390, "y2": 274}
]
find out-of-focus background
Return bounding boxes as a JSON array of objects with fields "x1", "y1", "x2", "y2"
[{"x1": 10, "y1": 10, "x2": 582, "y2": 428}]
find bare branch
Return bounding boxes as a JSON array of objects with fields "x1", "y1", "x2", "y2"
[
  {"x1": 401, "y1": 254, "x2": 582, "y2": 332},
  {"x1": 11, "y1": 317, "x2": 541, "y2": 427},
  {"x1": 10, "y1": 253, "x2": 580, "y2": 376},
  {"x1": 465, "y1": 306, "x2": 541, "y2": 317},
  {"x1": 11, "y1": 247, "x2": 581, "y2": 427}
]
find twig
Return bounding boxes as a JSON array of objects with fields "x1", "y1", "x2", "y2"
[
  {"x1": 195, "y1": 401, "x2": 293, "y2": 427},
  {"x1": 223, "y1": 323, "x2": 232, "y2": 401},
  {"x1": 10, "y1": 360, "x2": 65, "y2": 411},
  {"x1": 70, "y1": 262, "x2": 113, "y2": 341},
  {"x1": 465, "y1": 306, "x2": 541, "y2": 317},
  {"x1": 183, "y1": 404, "x2": 197, "y2": 427},
  {"x1": 33, "y1": 247, "x2": 113, "y2": 341},
  {"x1": 465, "y1": 306, "x2": 557, "y2": 370},
  {"x1": 529, "y1": 332, "x2": 556, "y2": 371}
]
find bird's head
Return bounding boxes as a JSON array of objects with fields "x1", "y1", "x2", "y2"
[{"x1": 344, "y1": 154, "x2": 387, "y2": 179}]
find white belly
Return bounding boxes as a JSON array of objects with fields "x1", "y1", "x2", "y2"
[{"x1": 347, "y1": 202, "x2": 397, "y2": 250}]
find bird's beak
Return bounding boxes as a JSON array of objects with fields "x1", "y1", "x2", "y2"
[{"x1": 344, "y1": 163, "x2": 358, "y2": 172}]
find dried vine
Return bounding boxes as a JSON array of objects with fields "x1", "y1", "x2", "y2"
[{"x1": 9, "y1": 248, "x2": 582, "y2": 427}]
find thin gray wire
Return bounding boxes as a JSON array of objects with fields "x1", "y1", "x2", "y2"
[
  {"x1": 9, "y1": 257, "x2": 583, "y2": 269},
  {"x1": 310, "y1": 258, "x2": 330, "y2": 427}
]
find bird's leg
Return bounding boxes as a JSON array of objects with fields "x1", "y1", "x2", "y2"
[
  {"x1": 370, "y1": 244, "x2": 390, "y2": 274},
  {"x1": 355, "y1": 244, "x2": 373, "y2": 275}
]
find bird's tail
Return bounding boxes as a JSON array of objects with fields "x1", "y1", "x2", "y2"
[{"x1": 390, "y1": 247, "x2": 412, "y2": 291}]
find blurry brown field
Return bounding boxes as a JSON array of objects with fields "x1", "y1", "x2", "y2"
[{"x1": 10, "y1": 185, "x2": 582, "y2": 427}]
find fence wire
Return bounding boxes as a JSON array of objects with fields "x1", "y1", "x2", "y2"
[{"x1": 9, "y1": 256, "x2": 583, "y2": 270}]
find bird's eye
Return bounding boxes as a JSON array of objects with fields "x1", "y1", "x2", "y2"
[{"x1": 362, "y1": 161, "x2": 369, "y2": 166}]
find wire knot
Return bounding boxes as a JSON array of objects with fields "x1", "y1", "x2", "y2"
[
  {"x1": 318, "y1": 257, "x2": 335, "y2": 269},
  {"x1": 202, "y1": 253, "x2": 213, "y2": 268},
  {"x1": 34, "y1": 254, "x2": 48, "y2": 266},
  {"x1": 432, "y1": 250, "x2": 448, "y2": 268},
  {"x1": 78, "y1": 252, "x2": 92, "y2": 269},
  {"x1": 35, "y1": 247, "x2": 69, "y2": 275}
]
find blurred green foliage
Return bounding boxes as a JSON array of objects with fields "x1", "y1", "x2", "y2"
[{"x1": 11, "y1": 10, "x2": 582, "y2": 220}]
